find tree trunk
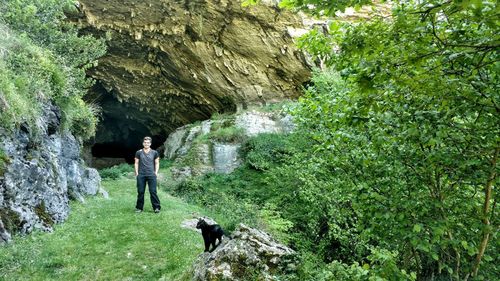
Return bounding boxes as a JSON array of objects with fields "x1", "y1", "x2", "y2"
[{"x1": 471, "y1": 146, "x2": 499, "y2": 277}]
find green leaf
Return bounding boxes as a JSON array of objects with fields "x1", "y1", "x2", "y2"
[{"x1": 413, "y1": 224, "x2": 422, "y2": 233}]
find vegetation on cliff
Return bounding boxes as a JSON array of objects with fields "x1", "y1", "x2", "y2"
[{"x1": 0, "y1": 0, "x2": 106, "y2": 139}]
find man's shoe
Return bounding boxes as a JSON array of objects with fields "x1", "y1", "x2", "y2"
[
  {"x1": 135, "y1": 209, "x2": 142, "y2": 213},
  {"x1": 154, "y1": 209, "x2": 160, "y2": 213}
]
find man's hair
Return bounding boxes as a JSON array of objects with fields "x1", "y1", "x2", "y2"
[{"x1": 143, "y1": 136, "x2": 152, "y2": 142}]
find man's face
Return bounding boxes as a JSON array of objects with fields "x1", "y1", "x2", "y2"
[{"x1": 143, "y1": 140, "x2": 151, "y2": 148}]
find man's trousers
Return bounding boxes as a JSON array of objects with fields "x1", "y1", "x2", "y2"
[{"x1": 136, "y1": 175, "x2": 161, "y2": 211}]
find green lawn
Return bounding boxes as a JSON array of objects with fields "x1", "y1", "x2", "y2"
[{"x1": 0, "y1": 175, "x2": 207, "y2": 281}]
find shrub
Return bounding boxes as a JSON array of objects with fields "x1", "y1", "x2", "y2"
[
  {"x1": 169, "y1": 176, "x2": 261, "y2": 233},
  {"x1": 99, "y1": 163, "x2": 133, "y2": 180},
  {"x1": 241, "y1": 133, "x2": 294, "y2": 170}
]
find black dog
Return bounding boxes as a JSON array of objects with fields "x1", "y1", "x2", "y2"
[{"x1": 196, "y1": 218, "x2": 224, "y2": 252}]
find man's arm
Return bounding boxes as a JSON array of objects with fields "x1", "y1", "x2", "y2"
[
  {"x1": 155, "y1": 157, "x2": 160, "y2": 176},
  {"x1": 134, "y1": 158, "x2": 139, "y2": 176}
]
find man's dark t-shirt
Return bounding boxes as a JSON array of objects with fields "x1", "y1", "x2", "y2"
[{"x1": 135, "y1": 149, "x2": 159, "y2": 176}]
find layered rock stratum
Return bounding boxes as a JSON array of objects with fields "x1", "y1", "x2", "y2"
[{"x1": 73, "y1": 0, "x2": 310, "y2": 138}]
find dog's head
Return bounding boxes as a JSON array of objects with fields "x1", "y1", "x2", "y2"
[{"x1": 196, "y1": 218, "x2": 208, "y2": 229}]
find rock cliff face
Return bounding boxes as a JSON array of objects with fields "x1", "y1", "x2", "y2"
[
  {"x1": 71, "y1": 0, "x2": 310, "y2": 161},
  {"x1": 0, "y1": 103, "x2": 101, "y2": 243},
  {"x1": 164, "y1": 108, "x2": 293, "y2": 180}
]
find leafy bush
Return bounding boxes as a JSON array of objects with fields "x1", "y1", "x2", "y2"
[
  {"x1": 169, "y1": 175, "x2": 261, "y2": 232},
  {"x1": 284, "y1": 249, "x2": 416, "y2": 281},
  {"x1": 159, "y1": 158, "x2": 174, "y2": 169},
  {"x1": 99, "y1": 163, "x2": 133, "y2": 180},
  {"x1": 241, "y1": 133, "x2": 295, "y2": 170}
]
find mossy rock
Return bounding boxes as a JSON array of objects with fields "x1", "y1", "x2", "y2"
[
  {"x1": 0, "y1": 208, "x2": 22, "y2": 234},
  {"x1": 35, "y1": 201, "x2": 54, "y2": 226},
  {"x1": 0, "y1": 148, "x2": 11, "y2": 176}
]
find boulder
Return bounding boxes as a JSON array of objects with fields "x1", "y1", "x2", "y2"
[{"x1": 192, "y1": 224, "x2": 296, "y2": 281}]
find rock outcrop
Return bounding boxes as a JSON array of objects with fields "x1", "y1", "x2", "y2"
[
  {"x1": 0, "y1": 103, "x2": 102, "y2": 240},
  {"x1": 71, "y1": 0, "x2": 310, "y2": 147},
  {"x1": 164, "y1": 108, "x2": 293, "y2": 179},
  {"x1": 192, "y1": 224, "x2": 296, "y2": 281}
]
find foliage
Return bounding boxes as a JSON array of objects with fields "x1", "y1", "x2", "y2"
[
  {"x1": 159, "y1": 158, "x2": 174, "y2": 169},
  {"x1": 0, "y1": 148, "x2": 10, "y2": 176},
  {"x1": 0, "y1": 208, "x2": 21, "y2": 234},
  {"x1": 167, "y1": 170, "x2": 264, "y2": 232},
  {"x1": 241, "y1": 133, "x2": 296, "y2": 170},
  {"x1": 0, "y1": 0, "x2": 106, "y2": 139},
  {"x1": 259, "y1": 203, "x2": 294, "y2": 243},
  {"x1": 286, "y1": 249, "x2": 416, "y2": 281},
  {"x1": 99, "y1": 163, "x2": 134, "y2": 180},
  {"x1": 280, "y1": 0, "x2": 372, "y2": 15},
  {"x1": 286, "y1": 0, "x2": 500, "y2": 276}
]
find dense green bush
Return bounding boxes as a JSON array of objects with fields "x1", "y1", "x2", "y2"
[
  {"x1": 99, "y1": 163, "x2": 133, "y2": 180},
  {"x1": 276, "y1": 0, "x2": 499, "y2": 279},
  {"x1": 0, "y1": 0, "x2": 106, "y2": 139},
  {"x1": 169, "y1": 174, "x2": 262, "y2": 232},
  {"x1": 241, "y1": 133, "x2": 295, "y2": 170}
]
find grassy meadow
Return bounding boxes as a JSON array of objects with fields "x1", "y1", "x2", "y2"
[{"x1": 0, "y1": 174, "x2": 209, "y2": 281}]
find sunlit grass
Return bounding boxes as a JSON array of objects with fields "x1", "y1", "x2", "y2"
[{"x1": 0, "y1": 175, "x2": 207, "y2": 281}]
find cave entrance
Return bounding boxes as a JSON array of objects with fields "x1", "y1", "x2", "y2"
[
  {"x1": 86, "y1": 83, "x2": 167, "y2": 169},
  {"x1": 91, "y1": 135, "x2": 166, "y2": 165}
]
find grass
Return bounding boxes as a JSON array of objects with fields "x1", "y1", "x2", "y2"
[{"x1": 0, "y1": 170, "x2": 210, "y2": 281}]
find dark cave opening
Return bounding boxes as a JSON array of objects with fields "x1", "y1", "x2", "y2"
[
  {"x1": 91, "y1": 134, "x2": 165, "y2": 164},
  {"x1": 86, "y1": 83, "x2": 168, "y2": 168}
]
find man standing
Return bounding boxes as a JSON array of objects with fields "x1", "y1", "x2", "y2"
[{"x1": 134, "y1": 136, "x2": 161, "y2": 213}]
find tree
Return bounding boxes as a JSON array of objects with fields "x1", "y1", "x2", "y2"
[{"x1": 284, "y1": 0, "x2": 498, "y2": 279}]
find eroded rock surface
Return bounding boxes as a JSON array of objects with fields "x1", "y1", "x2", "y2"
[
  {"x1": 165, "y1": 109, "x2": 292, "y2": 178},
  {"x1": 0, "y1": 103, "x2": 102, "y2": 239},
  {"x1": 73, "y1": 0, "x2": 310, "y2": 135},
  {"x1": 192, "y1": 224, "x2": 296, "y2": 281}
]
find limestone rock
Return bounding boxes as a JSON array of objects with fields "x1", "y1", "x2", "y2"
[
  {"x1": 235, "y1": 110, "x2": 284, "y2": 136},
  {"x1": 165, "y1": 109, "x2": 293, "y2": 179},
  {"x1": 192, "y1": 224, "x2": 296, "y2": 281},
  {"x1": 212, "y1": 143, "x2": 241, "y2": 174},
  {"x1": 0, "y1": 219, "x2": 11, "y2": 244},
  {"x1": 0, "y1": 103, "x2": 102, "y2": 240},
  {"x1": 72, "y1": 0, "x2": 310, "y2": 138}
]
